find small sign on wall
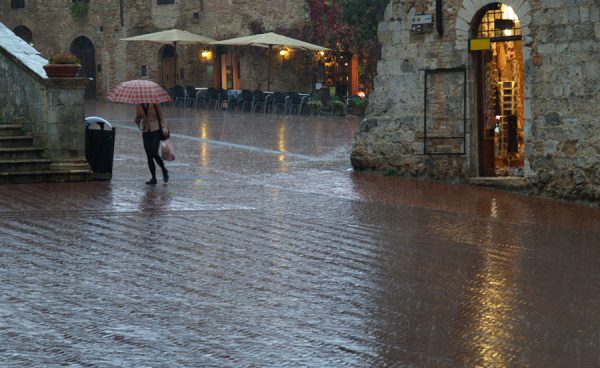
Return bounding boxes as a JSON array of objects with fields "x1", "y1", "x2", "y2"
[
  {"x1": 411, "y1": 14, "x2": 433, "y2": 33},
  {"x1": 469, "y1": 38, "x2": 491, "y2": 51}
]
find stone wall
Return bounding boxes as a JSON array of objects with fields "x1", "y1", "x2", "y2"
[
  {"x1": 352, "y1": 0, "x2": 600, "y2": 202},
  {"x1": 0, "y1": 24, "x2": 89, "y2": 170},
  {"x1": 0, "y1": 0, "x2": 312, "y2": 97},
  {"x1": 0, "y1": 49, "x2": 46, "y2": 141}
]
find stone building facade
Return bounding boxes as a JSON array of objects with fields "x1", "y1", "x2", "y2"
[
  {"x1": 352, "y1": 0, "x2": 600, "y2": 202},
  {"x1": 0, "y1": 0, "x2": 312, "y2": 97}
]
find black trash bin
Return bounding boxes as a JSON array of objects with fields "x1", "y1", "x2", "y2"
[{"x1": 85, "y1": 116, "x2": 115, "y2": 180}]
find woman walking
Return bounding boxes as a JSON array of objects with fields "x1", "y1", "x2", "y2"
[{"x1": 136, "y1": 103, "x2": 169, "y2": 185}]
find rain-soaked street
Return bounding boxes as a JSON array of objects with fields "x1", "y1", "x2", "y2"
[{"x1": 1, "y1": 101, "x2": 600, "y2": 367}]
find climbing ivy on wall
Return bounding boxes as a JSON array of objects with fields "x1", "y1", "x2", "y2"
[{"x1": 70, "y1": 0, "x2": 89, "y2": 17}]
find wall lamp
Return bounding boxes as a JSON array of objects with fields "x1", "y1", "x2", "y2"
[{"x1": 200, "y1": 50, "x2": 212, "y2": 60}]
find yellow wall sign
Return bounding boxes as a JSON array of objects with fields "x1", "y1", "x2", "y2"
[{"x1": 470, "y1": 38, "x2": 491, "y2": 51}]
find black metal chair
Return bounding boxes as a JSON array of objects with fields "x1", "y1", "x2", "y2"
[
  {"x1": 238, "y1": 89, "x2": 253, "y2": 112},
  {"x1": 184, "y1": 86, "x2": 197, "y2": 108},
  {"x1": 251, "y1": 90, "x2": 267, "y2": 113},
  {"x1": 206, "y1": 87, "x2": 219, "y2": 110},
  {"x1": 172, "y1": 85, "x2": 186, "y2": 107},
  {"x1": 287, "y1": 92, "x2": 302, "y2": 114},
  {"x1": 217, "y1": 88, "x2": 229, "y2": 111},
  {"x1": 166, "y1": 87, "x2": 177, "y2": 107},
  {"x1": 194, "y1": 89, "x2": 207, "y2": 109},
  {"x1": 271, "y1": 92, "x2": 287, "y2": 114},
  {"x1": 226, "y1": 91, "x2": 239, "y2": 112}
]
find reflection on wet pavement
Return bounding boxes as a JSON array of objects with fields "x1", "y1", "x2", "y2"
[{"x1": 0, "y1": 101, "x2": 599, "y2": 367}]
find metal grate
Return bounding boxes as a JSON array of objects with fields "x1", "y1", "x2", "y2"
[
  {"x1": 477, "y1": 3, "x2": 521, "y2": 40},
  {"x1": 423, "y1": 66, "x2": 467, "y2": 155}
]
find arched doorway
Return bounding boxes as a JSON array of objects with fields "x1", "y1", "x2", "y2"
[
  {"x1": 70, "y1": 36, "x2": 97, "y2": 98},
  {"x1": 472, "y1": 3, "x2": 525, "y2": 177},
  {"x1": 160, "y1": 45, "x2": 176, "y2": 89},
  {"x1": 12, "y1": 25, "x2": 32, "y2": 44}
]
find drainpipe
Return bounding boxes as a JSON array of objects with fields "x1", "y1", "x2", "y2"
[{"x1": 436, "y1": 0, "x2": 444, "y2": 36}]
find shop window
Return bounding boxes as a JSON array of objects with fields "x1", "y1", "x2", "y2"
[
  {"x1": 11, "y1": 0, "x2": 25, "y2": 9},
  {"x1": 157, "y1": 0, "x2": 175, "y2": 4}
]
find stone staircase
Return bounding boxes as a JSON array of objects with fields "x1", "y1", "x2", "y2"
[{"x1": 0, "y1": 123, "x2": 91, "y2": 184}]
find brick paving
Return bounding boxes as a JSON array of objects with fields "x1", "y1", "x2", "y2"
[{"x1": 1, "y1": 102, "x2": 600, "y2": 367}]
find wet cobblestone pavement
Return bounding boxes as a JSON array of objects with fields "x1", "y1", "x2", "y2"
[{"x1": 1, "y1": 101, "x2": 600, "y2": 367}]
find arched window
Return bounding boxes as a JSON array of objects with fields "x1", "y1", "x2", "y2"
[
  {"x1": 474, "y1": 3, "x2": 522, "y2": 41},
  {"x1": 12, "y1": 25, "x2": 32, "y2": 43}
]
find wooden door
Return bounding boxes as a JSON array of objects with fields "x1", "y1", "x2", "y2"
[
  {"x1": 70, "y1": 36, "x2": 96, "y2": 98},
  {"x1": 476, "y1": 50, "x2": 496, "y2": 176},
  {"x1": 162, "y1": 57, "x2": 176, "y2": 89}
]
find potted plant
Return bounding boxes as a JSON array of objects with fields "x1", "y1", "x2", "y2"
[
  {"x1": 306, "y1": 93, "x2": 323, "y2": 115},
  {"x1": 43, "y1": 53, "x2": 81, "y2": 78},
  {"x1": 349, "y1": 96, "x2": 368, "y2": 116},
  {"x1": 330, "y1": 95, "x2": 347, "y2": 116}
]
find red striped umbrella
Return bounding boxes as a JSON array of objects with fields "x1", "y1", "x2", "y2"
[{"x1": 107, "y1": 79, "x2": 172, "y2": 104}]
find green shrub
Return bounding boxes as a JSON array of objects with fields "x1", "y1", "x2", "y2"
[
  {"x1": 70, "y1": 1, "x2": 89, "y2": 17},
  {"x1": 306, "y1": 99, "x2": 323, "y2": 115},
  {"x1": 350, "y1": 96, "x2": 369, "y2": 109},
  {"x1": 330, "y1": 98, "x2": 347, "y2": 115}
]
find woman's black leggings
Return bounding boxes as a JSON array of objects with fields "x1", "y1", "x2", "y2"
[{"x1": 142, "y1": 130, "x2": 166, "y2": 179}]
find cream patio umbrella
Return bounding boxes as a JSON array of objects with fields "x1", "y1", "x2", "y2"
[
  {"x1": 210, "y1": 32, "x2": 329, "y2": 91},
  {"x1": 121, "y1": 29, "x2": 215, "y2": 86}
]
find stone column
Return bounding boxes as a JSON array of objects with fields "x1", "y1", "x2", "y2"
[{"x1": 43, "y1": 77, "x2": 91, "y2": 172}]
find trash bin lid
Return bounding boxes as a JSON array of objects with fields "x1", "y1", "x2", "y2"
[{"x1": 85, "y1": 116, "x2": 112, "y2": 129}]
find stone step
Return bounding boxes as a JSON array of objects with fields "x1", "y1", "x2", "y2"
[
  {"x1": 0, "y1": 125, "x2": 25, "y2": 137},
  {"x1": 0, "y1": 158, "x2": 52, "y2": 172},
  {"x1": 0, "y1": 169, "x2": 92, "y2": 185},
  {"x1": 0, "y1": 136, "x2": 34, "y2": 148},
  {"x1": 468, "y1": 176, "x2": 527, "y2": 192},
  {"x1": 0, "y1": 147, "x2": 45, "y2": 160}
]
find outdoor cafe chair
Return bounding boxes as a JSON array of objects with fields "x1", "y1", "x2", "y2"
[
  {"x1": 217, "y1": 88, "x2": 230, "y2": 111},
  {"x1": 239, "y1": 89, "x2": 253, "y2": 112},
  {"x1": 206, "y1": 87, "x2": 219, "y2": 110},
  {"x1": 264, "y1": 93, "x2": 274, "y2": 113},
  {"x1": 226, "y1": 90, "x2": 241, "y2": 112},
  {"x1": 184, "y1": 86, "x2": 197, "y2": 108},
  {"x1": 172, "y1": 85, "x2": 186, "y2": 107},
  {"x1": 166, "y1": 87, "x2": 177, "y2": 107},
  {"x1": 193, "y1": 88, "x2": 208, "y2": 109},
  {"x1": 300, "y1": 94, "x2": 311, "y2": 114},
  {"x1": 251, "y1": 90, "x2": 267, "y2": 113},
  {"x1": 271, "y1": 92, "x2": 287, "y2": 114},
  {"x1": 287, "y1": 92, "x2": 302, "y2": 114}
]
